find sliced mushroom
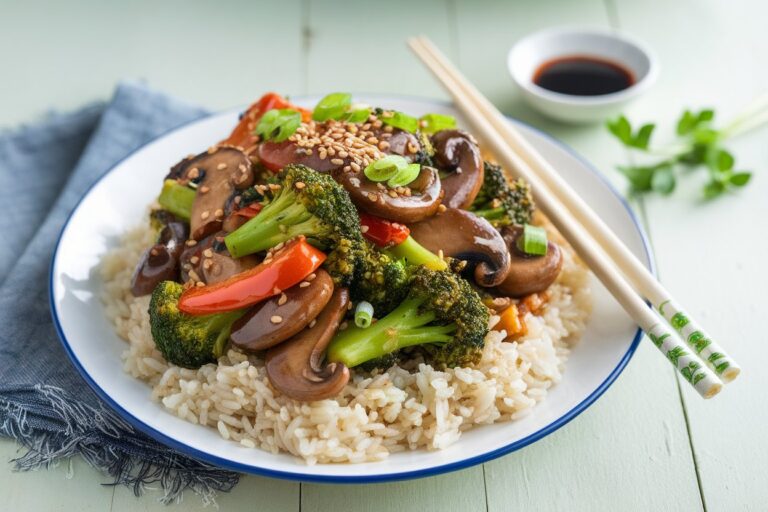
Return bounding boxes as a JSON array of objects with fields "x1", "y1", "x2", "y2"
[
  {"x1": 334, "y1": 166, "x2": 443, "y2": 224},
  {"x1": 131, "y1": 221, "x2": 188, "y2": 296},
  {"x1": 179, "y1": 231, "x2": 258, "y2": 286},
  {"x1": 409, "y1": 208, "x2": 511, "y2": 287},
  {"x1": 231, "y1": 269, "x2": 334, "y2": 351},
  {"x1": 431, "y1": 130, "x2": 484, "y2": 209},
  {"x1": 265, "y1": 288, "x2": 351, "y2": 401},
  {"x1": 171, "y1": 147, "x2": 254, "y2": 240},
  {"x1": 494, "y1": 225, "x2": 563, "y2": 297}
]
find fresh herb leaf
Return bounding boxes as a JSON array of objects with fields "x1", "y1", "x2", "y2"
[
  {"x1": 729, "y1": 172, "x2": 752, "y2": 186},
  {"x1": 313, "y1": 92, "x2": 352, "y2": 122},
  {"x1": 380, "y1": 111, "x2": 420, "y2": 133},
  {"x1": 651, "y1": 165, "x2": 676, "y2": 195},
  {"x1": 607, "y1": 103, "x2": 758, "y2": 201},
  {"x1": 255, "y1": 109, "x2": 302, "y2": 142}
]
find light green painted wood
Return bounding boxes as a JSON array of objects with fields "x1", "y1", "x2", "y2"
[
  {"x1": 613, "y1": 1, "x2": 768, "y2": 510},
  {"x1": 0, "y1": 0, "x2": 306, "y2": 126},
  {"x1": 0, "y1": 438, "x2": 114, "y2": 511},
  {"x1": 302, "y1": 470, "x2": 487, "y2": 512},
  {"x1": 452, "y1": 1, "x2": 704, "y2": 509},
  {"x1": 110, "y1": 473, "x2": 299, "y2": 511}
]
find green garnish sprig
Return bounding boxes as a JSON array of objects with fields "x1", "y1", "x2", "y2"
[{"x1": 606, "y1": 97, "x2": 768, "y2": 199}]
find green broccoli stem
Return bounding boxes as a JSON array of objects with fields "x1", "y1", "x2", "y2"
[
  {"x1": 158, "y1": 179, "x2": 195, "y2": 221},
  {"x1": 472, "y1": 206, "x2": 507, "y2": 221},
  {"x1": 224, "y1": 188, "x2": 324, "y2": 257},
  {"x1": 386, "y1": 236, "x2": 447, "y2": 271},
  {"x1": 197, "y1": 309, "x2": 245, "y2": 358},
  {"x1": 327, "y1": 297, "x2": 457, "y2": 368}
]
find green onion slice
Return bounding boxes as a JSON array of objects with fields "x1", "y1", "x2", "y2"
[
  {"x1": 354, "y1": 301, "x2": 374, "y2": 328},
  {"x1": 312, "y1": 92, "x2": 352, "y2": 122},
  {"x1": 364, "y1": 155, "x2": 408, "y2": 182},
  {"x1": 380, "y1": 111, "x2": 419, "y2": 133},
  {"x1": 517, "y1": 224, "x2": 548, "y2": 256},
  {"x1": 387, "y1": 163, "x2": 421, "y2": 188},
  {"x1": 343, "y1": 107, "x2": 371, "y2": 123},
  {"x1": 255, "y1": 109, "x2": 302, "y2": 142},
  {"x1": 419, "y1": 113, "x2": 457, "y2": 133}
]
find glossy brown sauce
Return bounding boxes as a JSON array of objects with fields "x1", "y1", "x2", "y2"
[{"x1": 533, "y1": 55, "x2": 634, "y2": 96}]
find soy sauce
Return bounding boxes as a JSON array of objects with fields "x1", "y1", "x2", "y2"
[{"x1": 533, "y1": 56, "x2": 634, "y2": 96}]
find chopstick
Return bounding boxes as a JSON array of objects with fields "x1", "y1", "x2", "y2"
[
  {"x1": 409, "y1": 36, "x2": 741, "y2": 385},
  {"x1": 408, "y1": 36, "x2": 732, "y2": 398}
]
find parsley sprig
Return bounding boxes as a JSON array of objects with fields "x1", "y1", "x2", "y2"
[{"x1": 606, "y1": 99, "x2": 766, "y2": 199}]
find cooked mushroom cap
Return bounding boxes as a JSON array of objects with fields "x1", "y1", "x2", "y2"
[
  {"x1": 334, "y1": 166, "x2": 443, "y2": 224},
  {"x1": 431, "y1": 130, "x2": 484, "y2": 209},
  {"x1": 265, "y1": 288, "x2": 351, "y2": 402},
  {"x1": 179, "y1": 231, "x2": 258, "y2": 286},
  {"x1": 131, "y1": 221, "x2": 188, "y2": 296},
  {"x1": 494, "y1": 225, "x2": 563, "y2": 297},
  {"x1": 230, "y1": 269, "x2": 334, "y2": 352},
  {"x1": 172, "y1": 147, "x2": 254, "y2": 240},
  {"x1": 409, "y1": 208, "x2": 511, "y2": 287}
]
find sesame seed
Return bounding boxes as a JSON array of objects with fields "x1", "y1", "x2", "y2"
[
  {"x1": 201, "y1": 211, "x2": 210, "y2": 220},
  {"x1": 438, "y1": 249, "x2": 444, "y2": 260},
  {"x1": 339, "y1": 321, "x2": 349, "y2": 331},
  {"x1": 272, "y1": 286, "x2": 281, "y2": 295},
  {"x1": 388, "y1": 190, "x2": 398, "y2": 198},
  {"x1": 278, "y1": 293, "x2": 287, "y2": 306},
  {"x1": 378, "y1": 141, "x2": 390, "y2": 151},
  {"x1": 361, "y1": 225, "x2": 369, "y2": 233},
  {"x1": 196, "y1": 281, "x2": 205, "y2": 287},
  {"x1": 190, "y1": 256, "x2": 200, "y2": 264},
  {"x1": 200, "y1": 185, "x2": 210, "y2": 193},
  {"x1": 270, "y1": 315, "x2": 283, "y2": 324},
  {"x1": 203, "y1": 259, "x2": 213, "y2": 270},
  {"x1": 309, "y1": 319, "x2": 317, "y2": 328},
  {"x1": 214, "y1": 208, "x2": 224, "y2": 218},
  {"x1": 306, "y1": 273, "x2": 316, "y2": 281},
  {"x1": 203, "y1": 249, "x2": 213, "y2": 258},
  {"x1": 331, "y1": 158, "x2": 344, "y2": 165},
  {"x1": 274, "y1": 242, "x2": 285, "y2": 250},
  {"x1": 268, "y1": 183, "x2": 281, "y2": 191},
  {"x1": 299, "y1": 281, "x2": 310, "y2": 288},
  {"x1": 407, "y1": 143, "x2": 419, "y2": 154},
  {"x1": 207, "y1": 146, "x2": 218, "y2": 154},
  {"x1": 239, "y1": 164, "x2": 247, "y2": 172},
  {"x1": 185, "y1": 239, "x2": 197, "y2": 247},
  {"x1": 295, "y1": 181, "x2": 306, "y2": 189},
  {"x1": 234, "y1": 195, "x2": 241, "y2": 204},
  {"x1": 263, "y1": 258, "x2": 273, "y2": 265},
  {"x1": 351, "y1": 162, "x2": 361, "y2": 172},
  {"x1": 338, "y1": 150, "x2": 348, "y2": 158},
  {"x1": 368, "y1": 193, "x2": 378, "y2": 202},
  {"x1": 438, "y1": 204, "x2": 447, "y2": 213},
  {"x1": 217, "y1": 162, "x2": 227, "y2": 170},
  {"x1": 188, "y1": 269, "x2": 201, "y2": 281},
  {"x1": 187, "y1": 168, "x2": 200, "y2": 179}
]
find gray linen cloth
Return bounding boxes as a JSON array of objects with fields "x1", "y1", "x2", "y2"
[{"x1": 0, "y1": 82, "x2": 241, "y2": 503}]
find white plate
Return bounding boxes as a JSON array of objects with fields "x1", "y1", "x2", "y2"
[{"x1": 50, "y1": 96, "x2": 651, "y2": 482}]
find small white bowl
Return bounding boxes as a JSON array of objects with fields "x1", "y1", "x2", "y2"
[{"x1": 508, "y1": 28, "x2": 658, "y2": 123}]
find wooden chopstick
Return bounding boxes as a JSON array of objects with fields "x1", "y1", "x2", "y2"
[
  {"x1": 408, "y1": 36, "x2": 726, "y2": 398},
  {"x1": 410, "y1": 36, "x2": 740, "y2": 384}
]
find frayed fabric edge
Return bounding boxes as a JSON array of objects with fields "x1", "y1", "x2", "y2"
[{"x1": 0, "y1": 384, "x2": 239, "y2": 505}]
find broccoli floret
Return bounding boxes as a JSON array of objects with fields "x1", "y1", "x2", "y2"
[
  {"x1": 149, "y1": 281, "x2": 245, "y2": 368},
  {"x1": 351, "y1": 242, "x2": 412, "y2": 315},
  {"x1": 327, "y1": 267, "x2": 489, "y2": 369},
  {"x1": 224, "y1": 164, "x2": 364, "y2": 285},
  {"x1": 471, "y1": 161, "x2": 535, "y2": 227}
]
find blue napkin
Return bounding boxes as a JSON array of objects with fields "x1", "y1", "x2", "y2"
[{"x1": 0, "y1": 82, "x2": 241, "y2": 503}]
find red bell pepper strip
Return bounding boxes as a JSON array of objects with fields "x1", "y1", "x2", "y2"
[
  {"x1": 178, "y1": 236, "x2": 325, "y2": 315},
  {"x1": 221, "y1": 93, "x2": 312, "y2": 150},
  {"x1": 359, "y1": 213, "x2": 411, "y2": 247},
  {"x1": 232, "y1": 203, "x2": 263, "y2": 220}
]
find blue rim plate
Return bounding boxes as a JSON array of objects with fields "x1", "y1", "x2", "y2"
[{"x1": 49, "y1": 95, "x2": 651, "y2": 483}]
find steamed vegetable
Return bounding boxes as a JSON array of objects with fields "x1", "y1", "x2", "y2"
[
  {"x1": 327, "y1": 267, "x2": 489, "y2": 369},
  {"x1": 149, "y1": 281, "x2": 245, "y2": 368},
  {"x1": 470, "y1": 162, "x2": 534, "y2": 227}
]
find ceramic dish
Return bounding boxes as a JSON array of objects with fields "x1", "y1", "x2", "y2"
[{"x1": 50, "y1": 95, "x2": 651, "y2": 482}]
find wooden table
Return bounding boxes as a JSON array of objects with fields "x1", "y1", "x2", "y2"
[{"x1": 1, "y1": 0, "x2": 765, "y2": 510}]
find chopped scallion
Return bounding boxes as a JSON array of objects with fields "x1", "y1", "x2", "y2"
[
  {"x1": 419, "y1": 113, "x2": 457, "y2": 133},
  {"x1": 255, "y1": 109, "x2": 302, "y2": 142},
  {"x1": 313, "y1": 92, "x2": 352, "y2": 122},
  {"x1": 364, "y1": 155, "x2": 408, "y2": 182},
  {"x1": 517, "y1": 224, "x2": 548, "y2": 256},
  {"x1": 387, "y1": 163, "x2": 421, "y2": 188},
  {"x1": 380, "y1": 111, "x2": 419, "y2": 133},
  {"x1": 354, "y1": 301, "x2": 374, "y2": 328}
]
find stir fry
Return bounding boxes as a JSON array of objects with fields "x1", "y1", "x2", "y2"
[{"x1": 133, "y1": 92, "x2": 564, "y2": 401}]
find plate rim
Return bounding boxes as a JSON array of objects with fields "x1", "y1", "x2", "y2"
[{"x1": 49, "y1": 95, "x2": 652, "y2": 483}]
